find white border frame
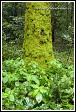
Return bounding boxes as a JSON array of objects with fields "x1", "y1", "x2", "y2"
[{"x1": 1, "y1": 1, "x2": 75, "y2": 111}]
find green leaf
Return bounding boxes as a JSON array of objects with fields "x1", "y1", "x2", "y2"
[
  {"x1": 32, "y1": 64, "x2": 37, "y2": 68},
  {"x1": 27, "y1": 74, "x2": 32, "y2": 81},
  {"x1": 32, "y1": 75, "x2": 40, "y2": 85},
  {"x1": 2, "y1": 92, "x2": 8, "y2": 98},
  {"x1": 50, "y1": 102, "x2": 57, "y2": 109},
  {"x1": 40, "y1": 78, "x2": 46, "y2": 85},
  {"x1": 5, "y1": 88, "x2": 11, "y2": 94},
  {"x1": 9, "y1": 94, "x2": 14, "y2": 101},
  {"x1": 57, "y1": 64, "x2": 62, "y2": 68},
  {"x1": 25, "y1": 97, "x2": 29, "y2": 104},
  {"x1": 33, "y1": 89, "x2": 39, "y2": 97},
  {"x1": 36, "y1": 92, "x2": 42, "y2": 103},
  {"x1": 30, "y1": 84, "x2": 38, "y2": 88},
  {"x1": 28, "y1": 89, "x2": 39, "y2": 97},
  {"x1": 15, "y1": 82, "x2": 19, "y2": 86},
  {"x1": 40, "y1": 87, "x2": 47, "y2": 94},
  {"x1": 3, "y1": 77, "x2": 8, "y2": 83},
  {"x1": 20, "y1": 71, "x2": 26, "y2": 75}
]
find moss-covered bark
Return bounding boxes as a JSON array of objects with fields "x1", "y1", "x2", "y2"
[{"x1": 23, "y1": 2, "x2": 54, "y2": 68}]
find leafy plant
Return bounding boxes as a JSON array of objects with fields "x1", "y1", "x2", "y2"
[{"x1": 2, "y1": 58, "x2": 74, "y2": 110}]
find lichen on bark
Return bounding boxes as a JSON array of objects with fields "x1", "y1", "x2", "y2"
[{"x1": 23, "y1": 2, "x2": 54, "y2": 68}]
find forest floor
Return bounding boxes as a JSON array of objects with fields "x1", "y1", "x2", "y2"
[
  {"x1": 2, "y1": 40, "x2": 74, "y2": 110},
  {"x1": 53, "y1": 41, "x2": 74, "y2": 66},
  {"x1": 3, "y1": 40, "x2": 74, "y2": 65}
]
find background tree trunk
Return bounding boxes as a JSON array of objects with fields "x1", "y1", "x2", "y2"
[
  {"x1": 51, "y1": 2, "x2": 58, "y2": 43},
  {"x1": 23, "y1": 2, "x2": 54, "y2": 68},
  {"x1": 66, "y1": 2, "x2": 68, "y2": 30},
  {"x1": 71, "y1": 2, "x2": 73, "y2": 25}
]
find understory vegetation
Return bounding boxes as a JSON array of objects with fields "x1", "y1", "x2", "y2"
[{"x1": 2, "y1": 58, "x2": 74, "y2": 110}]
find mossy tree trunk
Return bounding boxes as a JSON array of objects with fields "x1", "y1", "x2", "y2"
[{"x1": 23, "y1": 2, "x2": 54, "y2": 68}]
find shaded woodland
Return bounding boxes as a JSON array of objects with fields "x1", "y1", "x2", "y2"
[{"x1": 2, "y1": 2, "x2": 74, "y2": 110}]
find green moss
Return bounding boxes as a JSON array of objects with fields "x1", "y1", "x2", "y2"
[{"x1": 23, "y1": 2, "x2": 54, "y2": 68}]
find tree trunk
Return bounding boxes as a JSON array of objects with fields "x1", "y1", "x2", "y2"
[
  {"x1": 66, "y1": 2, "x2": 68, "y2": 30},
  {"x1": 12, "y1": 3, "x2": 18, "y2": 16},
  {"x1": 51, "y1": 2, "x2": 58, "y2": 43},
  {"x1": 71, "y1": 2, "x2": 74, "y2": 25},
  {"x1": 23, "y1": 2, "x2": 54, "y2": 68}
]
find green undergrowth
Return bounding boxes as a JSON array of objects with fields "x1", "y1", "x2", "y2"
[
  {"x1": 53, "y1": 42, "x2": 74, "y2": 66},
  {"x1": 2, "y1": 58, "x2": 74, "y2": 110}
]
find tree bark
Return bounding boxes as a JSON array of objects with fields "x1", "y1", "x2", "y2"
[
  {"x1": 71, "y1": 2, "x2": 74, "y2": 25},
  {"x1": 66, "y1": 2, "x2": 68, "y2": 30},
  {"x1": 51, "y1": 2, "x2": 58, "y2": 42},
  {"x1": 23, "y1": 2, "x2": 54, "y2": 68}
]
